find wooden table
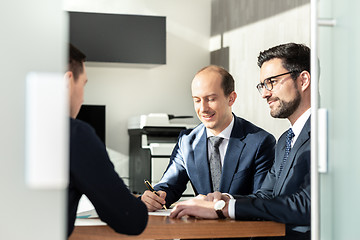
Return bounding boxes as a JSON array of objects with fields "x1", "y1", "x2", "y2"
[{"x1": 69, "y1": 215, "x2": 285, "y2": 240}]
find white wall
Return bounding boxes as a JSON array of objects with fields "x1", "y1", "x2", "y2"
[
  {"x1": 63, "y1": 1, "x2": 310, "y2": 180},
  {"x1": 212, "y1": 4, "x2": 311, "y2": 139},
  {"x1": 63, "y1": 0, "x2": 210, "y2": 180}
]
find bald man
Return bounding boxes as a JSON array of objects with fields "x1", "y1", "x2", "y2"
[{"x1": 141, "y1": 65, "x2": 276, "y2": 212}]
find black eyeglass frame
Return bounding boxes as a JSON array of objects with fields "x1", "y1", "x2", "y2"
[{"x1": 256, "y1": 71, "x2": 299, "y2": 94}]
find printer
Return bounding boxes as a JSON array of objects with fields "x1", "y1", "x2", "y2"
[{"x1": 128, "y1": 113, "x2": 196, "y2": 195}]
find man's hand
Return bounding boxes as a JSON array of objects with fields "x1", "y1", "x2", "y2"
[
  {"x1": 141, "y1": 190, "x2": 167, "y2": 212},
  {"x1": 170, "y1": 198, "x2": 218, "y2": 219},
  {"x1": 204, "y1": 191, "x2": 231, "y2": 202}
]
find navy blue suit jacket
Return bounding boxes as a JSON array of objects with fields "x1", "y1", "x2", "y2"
[
  {"x1": 154, "y1": 114, "x2": 276, "y2": 207},
  {"x1": 234, "y1": 117, "x2": 311, "y2": 234},
  {"x1": 68, "y1": 118, "x2": 148, "y2": 236}
]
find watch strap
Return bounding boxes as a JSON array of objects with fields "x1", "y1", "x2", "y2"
[{"x1": 216, "y1": 209, "x2": 226, "y2": 219}]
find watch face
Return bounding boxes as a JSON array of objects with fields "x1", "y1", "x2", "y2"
[{"x1": 214, "y1": 200, "x2": 225, "y2": 210}]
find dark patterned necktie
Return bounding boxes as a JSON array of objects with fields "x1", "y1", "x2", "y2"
[
  {"x1": 278, "y1": 128, "x2": 295, "y2": 178},
  {"x1": 208, "y1": 136, "x2": 224, "y2": 191}
]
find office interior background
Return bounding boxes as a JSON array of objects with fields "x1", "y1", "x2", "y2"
[
  {"x1": 64, "y1": 0, "x2": 310, "y2": 183},
  {"x1": 1, "y1": 0, "x2": 359, "y2": 239}
]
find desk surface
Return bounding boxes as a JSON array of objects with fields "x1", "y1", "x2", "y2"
[{"x1": 69, "y1": 215, "x2": 285, "y2": 240}]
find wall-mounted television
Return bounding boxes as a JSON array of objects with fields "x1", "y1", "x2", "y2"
[
  {"x1": 69, "y1": 11, "x2": 166, "y2": 65},
  {"x1": 76, "y1": 105, "x2": 106, "y2": 144}
]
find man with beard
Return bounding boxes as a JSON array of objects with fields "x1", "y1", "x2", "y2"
[
  {"x1": 170, "y1": 43, "x2": 311, "y2": 240},
  {"x1": 141, "y1": 65, "x2": 276, "y2": 212}
]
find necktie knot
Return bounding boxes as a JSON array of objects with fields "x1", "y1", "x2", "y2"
[
  {"x1": 209, "y1": 136, "x2": 224, "y2": 149},
  {"x1": 286, "y1": 128, "x2": 295, "y2": 143}
]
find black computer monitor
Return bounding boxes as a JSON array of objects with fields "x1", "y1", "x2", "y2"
[{"x1": 76, "y1": 104, "x2": 106, "y2": 144}]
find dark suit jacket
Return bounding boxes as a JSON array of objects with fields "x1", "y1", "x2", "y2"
[
  {"x1": 154, "y1": 114, "x2": 276, "y2": 207},
  {"x1": 234, "y1": 117, "x2": 311, "y2": 234},
  {"x1": 68, "y1": 118, "x2": 148, "y2": 237}
]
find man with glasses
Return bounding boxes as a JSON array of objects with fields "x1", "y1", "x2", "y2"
[{"x1": 170, "y1": 43, "x2": 311, "y2": 240}]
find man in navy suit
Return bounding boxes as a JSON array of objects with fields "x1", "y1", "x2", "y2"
[
  {"x1": 141, "y1": 65, "x2": 276, "y2": 211},
  {"x1": 170, "y1": 43, "x2": 311, "y2": 240},
  {"x1": 67, "y1": 44, "x2": 148, "y2": 237}
]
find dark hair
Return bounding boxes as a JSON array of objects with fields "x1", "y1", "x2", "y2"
[
  {"x1": 257, "y1": 43, "x2": 310, "y2": 80},
  {"x1": 69, "y1": 44, "x2": 86, "y2": 80},
  {"x1": 197, "y1": 65, "x2": 234, "y2": 96}
]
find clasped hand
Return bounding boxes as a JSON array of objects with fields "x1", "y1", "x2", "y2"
[{"x1": 169, "y1": 191, "x2": 230, "y2": 219}]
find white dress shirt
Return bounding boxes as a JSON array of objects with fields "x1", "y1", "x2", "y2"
[{"x1": 290, "y1": 108, "x2": 311, "y2": 147}]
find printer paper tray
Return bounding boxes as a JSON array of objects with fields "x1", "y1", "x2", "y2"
[{"x1": 149, "y1": 143, "x2": 175, "y2": 156}]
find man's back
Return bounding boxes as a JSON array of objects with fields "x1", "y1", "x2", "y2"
[{"x1": 68, "y1": 118, "x2": 148, "y2": 236}]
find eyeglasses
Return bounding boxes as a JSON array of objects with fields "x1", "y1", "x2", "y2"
[{"x1": 256, "y1": 71, "x2": 297, "y2": 95}]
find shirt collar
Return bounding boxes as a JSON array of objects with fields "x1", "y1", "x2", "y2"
[
  {"x1": 291, "y1": 108, "x2": 311, "y2": 138},
  {"x1": 206, "y1": 116, "x2": 234, "y2": 140}
]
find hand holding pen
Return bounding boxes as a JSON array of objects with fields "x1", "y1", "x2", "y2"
[{"x1": 142, "y1": 180, "x2": 167, "y2": 211}]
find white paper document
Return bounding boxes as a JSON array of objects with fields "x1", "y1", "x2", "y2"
[
  {"x1": 148, "y1": 208, "x2": 172, "y2": 216},
  {"x1": 76, "y1": 195, "x2": 98, "y2": 218}
]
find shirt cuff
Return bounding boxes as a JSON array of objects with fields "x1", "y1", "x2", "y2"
[
  {"x1": 228, "y1": 199, "x2": 236, "y2": 219},
  {"x1": 223, "y1": 193, "x2": 234, "y2": 199}
]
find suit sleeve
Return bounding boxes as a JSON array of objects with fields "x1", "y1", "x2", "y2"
[
  {"x1": 154, "y1": 132, "x2": 190, "y2": 207},
  {"x1": 70, "y1": 122, "x2": 148, "y2": 235},
  {"x1": 252, "y1": 162, "x2": 278, "y2": 199},
  {"x1": 233, "y1": 159, "x2": 310, "y2": 225},
  {"x1": 251, "y1": 133, "x2": 276, "y2": 192},
  {"x1": 234, "y1": 173, "x2": 310, "y2": 225},
  {"x1": 233, "y1": 120, "x2": 311, "y2": 226}
]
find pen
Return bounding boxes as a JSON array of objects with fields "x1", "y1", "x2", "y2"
[{"x1": 144, "y1": 179, "x2": 167, "y2": 210}]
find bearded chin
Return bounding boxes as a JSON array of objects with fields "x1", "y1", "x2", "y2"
[{"x1": 271, "y1": 92, "x2": 301, "y2": 119}]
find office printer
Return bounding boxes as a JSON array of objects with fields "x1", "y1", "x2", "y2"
[{"x1": 128, "y1": 113, "x2": 196, "y2": 195}]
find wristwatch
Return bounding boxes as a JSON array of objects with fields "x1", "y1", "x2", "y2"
[{"x1": 214, "y1": 200, "x2": 226, "y2": 219}]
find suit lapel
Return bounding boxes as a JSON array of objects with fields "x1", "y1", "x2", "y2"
[
  {"x1": 220, "y1": 138, "x2": 245, "y2": 192},
  {"x1": 220, "y1": 116, "x2": 245, "y2": 193},
  {"x1": 193, "y1": 127, "x2": 212, "y2": 193},
  {"x1": 275, "y1": 118, "x2": 311, "y2": 194}
]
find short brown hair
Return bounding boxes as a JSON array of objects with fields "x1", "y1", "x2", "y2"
[{"x1": 68, "y1": 44, "x2": 86, "y2": 80}]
